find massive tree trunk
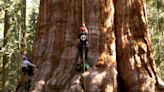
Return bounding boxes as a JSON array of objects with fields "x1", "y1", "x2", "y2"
[
  {"x1": 114, "y1": 0, "x2": 157, "y2": 92},
  {"x1": 16, "y1": 0, "x2": 163, "y2": 92},
  {"x1": 30, "y1": 0, "x2": 116, "y2": 92}
]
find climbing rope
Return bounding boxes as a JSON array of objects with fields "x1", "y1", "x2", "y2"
[
  {"x1": 82, "y1": 0, "x2": 87, "y2": 92},
  {"x1": 82, "y1": 46, "x2": 87, "y2": 92},
  {"x1": 82, "y1": 0, "x2": 85, "y2": 25}
]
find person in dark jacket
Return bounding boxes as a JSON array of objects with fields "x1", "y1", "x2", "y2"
[
  {"x1": 76, "y1": 24, "x2": 89, "y2": 71},
  {"x1": 78, "y1": 25, "x2": 88, "y2": 59}
]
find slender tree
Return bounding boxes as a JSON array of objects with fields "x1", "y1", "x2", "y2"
[
  {"x1": 20, "y1": 0, "x2": 26, "y2": 54},
  {"x1": 2, "y1": 0, "x2": 10, "y2": 92}
]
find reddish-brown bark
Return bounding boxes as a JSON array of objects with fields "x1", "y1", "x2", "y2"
[
  {"x1": 114, "y1": 0, "x2": 157, "y2": 92},
  {"x1": 15, "y1": 0, "x2": 163, "y2": 92},
  {"x1": 26, "y1": 0, "x2": 116, "y2": 92}
]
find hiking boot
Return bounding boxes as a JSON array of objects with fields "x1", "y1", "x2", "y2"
[
  {"x1": 75, "y1": 64, "x2": 83, "y2": 72},
  {"x1": 83, "y1": 63, "x2": 90, "y2": 70}
]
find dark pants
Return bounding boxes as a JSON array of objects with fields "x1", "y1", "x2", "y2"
[
  {"x1": 78, "y1": 42, "x2": 88, "y2": 62},
  {"x1": 75, "y1": 42, "x2": 89, "y2": 71},
  {"x1": 22, "y1": 66, "x2": 34, "y2": 76}
]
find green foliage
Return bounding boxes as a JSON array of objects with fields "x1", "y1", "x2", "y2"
[
  {"x1": 146, "y1": 0, "x2": 164, "y2": 80},
  {"x1": 0, "y1": 0, "x2": 39, "y2": 91},
  {"x1": 27, "y1": 7, "x2": 38, "y2": 54}
]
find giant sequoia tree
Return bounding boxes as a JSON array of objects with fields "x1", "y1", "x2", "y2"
[{"x1": 16, "y1": 0, "x2": 164, "y2": 92}]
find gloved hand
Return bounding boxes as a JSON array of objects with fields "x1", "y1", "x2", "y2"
[{"x1": 35, "y1": 66, "x2": 39, "y2": 68}]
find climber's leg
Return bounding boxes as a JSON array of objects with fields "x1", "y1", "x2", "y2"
[
  {"x1": 26, "y1": 66, "x2": 34, "y2": 76},
  {"x1": 22, "y1": 67, "x2": 27, "y2": 75}
]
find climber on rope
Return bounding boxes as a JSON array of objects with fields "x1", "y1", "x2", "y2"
[
  {"x1": 76, "y1": 24, "x2": 90, "y2": 71},
  {"x1": 22, "y1": 51, "x2": 37, "y2": 76}
]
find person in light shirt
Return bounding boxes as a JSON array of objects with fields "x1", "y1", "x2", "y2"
[{"x1": 22, "y1": 52, "x2": 36, "y2": 76}]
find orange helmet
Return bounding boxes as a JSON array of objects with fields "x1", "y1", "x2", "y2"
[{"x1": 80, "y1": 27, "x2": 85, "y2": 32}]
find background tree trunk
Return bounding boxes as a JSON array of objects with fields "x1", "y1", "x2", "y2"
[
  {"x1": 114, "y1": 0, "x2": 157, "y2": 92},
  {"x1": 2, "y1": 0, "x2": 10, "y2": 92}
]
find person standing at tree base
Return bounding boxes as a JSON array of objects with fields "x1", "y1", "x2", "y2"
[{"x1": 22, "y1": 52, "x2": 37, "y2": 76}]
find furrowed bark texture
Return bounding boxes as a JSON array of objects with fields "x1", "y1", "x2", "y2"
[
  {"x1": 29, "y1": 0, "x2": 117, "y2": 92},
  {"x1": 114, "y1": 0, "x2": 157, "y2": 92},
  {"x1": 15, "y1": 0, "x2": 161, "y2": 92}
]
